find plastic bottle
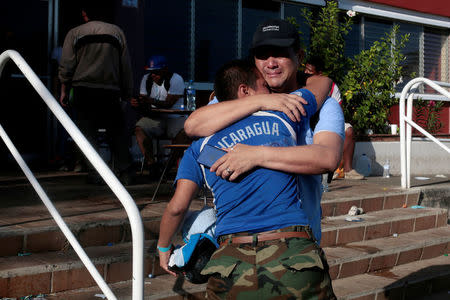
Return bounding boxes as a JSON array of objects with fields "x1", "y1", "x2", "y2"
[
  {"x1": 383, "y1": 159, "x2": 390, "y2": 178},
  {"x1": 186, "y1": 80, "x2": 196, "y2": 111},
  {"x1": 355, "y1": 153, "x2": 371, "y2": 177},
  {"x1": 321, "y1": 174, "x2": 329, "y2": 193},
  {"x1": 97, "y1": 129, "x2": 111, "y2": 163}
]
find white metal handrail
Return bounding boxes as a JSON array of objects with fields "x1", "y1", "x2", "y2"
[
  {"x1": 399, "y1": 77, "x2": 450, "y2": 189},
  {"x1": 0, "y1": 50, "x2": 144, "y2": 300}
]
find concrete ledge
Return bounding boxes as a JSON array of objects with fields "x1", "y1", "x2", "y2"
[
  {"x1": 354, "y1": 140, "x2": 450, "y2": 176},
  {"x1": 420, "y1": 187, "x2": 450, "y2": 221}
]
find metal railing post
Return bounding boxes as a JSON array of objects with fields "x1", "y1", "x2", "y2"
[
  {"x1": 399, "y1": 77, "x2": 450, "y2": 189},
  {"x1": 399, "y1": 86, "x2": 406, "y2": 188},
  {"x1": 0, "y1": 50, "x2": 144, "y2": 300}
]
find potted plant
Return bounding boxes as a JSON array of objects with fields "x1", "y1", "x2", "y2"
[
  {"x1": 340, "y1": 25, "x2": 409, "y2": 134},
  {"x1": 290, "y1": 1, "x2": 410, "y2": 135}
]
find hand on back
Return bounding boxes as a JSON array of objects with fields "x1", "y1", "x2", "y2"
[{"x1": 250, "y1": 93, "x2": 308, "y2": 122}]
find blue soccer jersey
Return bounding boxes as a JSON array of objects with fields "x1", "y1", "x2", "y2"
[{"x1": 176, "y1": 89, "x2": 317, "y2": 237}]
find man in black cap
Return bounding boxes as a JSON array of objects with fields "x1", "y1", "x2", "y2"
[
  {"x1": 185, "y1": 18, "x2": 333, "y2": 135},
  {"x1": 184, "y1": 19, "x2": 343, "y2": 299}
]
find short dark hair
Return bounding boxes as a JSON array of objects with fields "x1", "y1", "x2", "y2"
[
  {"x1": 214, "y1": 59, "x2": 259, "y2": 102},
  {"x1": 80, "y1": 0, "x2": 114, "y2": 22},
  {"x1": 306, "y1": 55, "x2": 325, "y2": 73}
]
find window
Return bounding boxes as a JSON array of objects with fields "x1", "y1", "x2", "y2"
[
  {"x1": 144, "y1": 0, "x2": 190, "y2": 80},
  {"x1": 284, "y1": 2, "x2": 312, "y2": 50},
  {"x1": 344, "y1": 16, "x2": 361, "y2": 58},
  {"x1": 242, "y1": 0, "x2": 280, "y2": 59},
  {"x1": 194, "y1": 0, "x2": 238, "y2": 81},
  {"x1": 424, "y1": 27, "x2": 449, "y2": 85},
  {"x1": 141, "y1": 1, "x2": 449, "y2": 89},
  {"x1": 397, "y1": 22, "x2": 421, "y2": 91},
  {"x1": 363, "y1": 17, "x2": 392, "y2": 50}
]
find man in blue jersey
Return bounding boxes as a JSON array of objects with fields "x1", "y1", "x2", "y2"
[
  {"x1": 184, "y1": 18, "x2": 344, "y2": 243},
  {"x1": 158, "y1": 59, "x2": 339, "y2": 298},
  {"x1": 180, "y1": 19, "x2": 345, "y2": 298}
]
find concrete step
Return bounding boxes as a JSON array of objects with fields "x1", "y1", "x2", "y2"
[
  {"x1": 41, "y1": 254, "x2": 450, "y2": 300},
  {"x1": 321, "y1": 207, "x2": 448, "y2": 247},
  {"x1": 4, "y1": 202, "x2": 440, "y2": 259},
  {"x1": 324, "y1": 226, "x2": 450, "y2": 280},
  {"x1": 333, "y1": 255, "x2": 450, "y2": 300},
  {"x1": 0, "y1": 172, "x2": 175, "y2": 208},
  {"x1": 0, "y1": 241, "x2": 162, "y2": 298},
  {"x1": 321, "y1": 190, "x2": 420, "y2": 217},
  {"x1": 1, "y1": 222, "x2": 448, "y2": 298},
  {"x1": 0, "y1": 193, "x2": 426, "y2": 257},
  {"x1": 44, "y1": 274, "x2": 207, "y2": 300},
  {"x1": 0, "y1": 200, "x2": 206, "y2": 257}
]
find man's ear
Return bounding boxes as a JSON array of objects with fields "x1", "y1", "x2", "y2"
[{"x1": 237, "y1": 84, "x2": 249, "y2": 98}]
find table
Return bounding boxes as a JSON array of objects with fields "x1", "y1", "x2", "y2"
[{"x1": 150, "y1": 108, "x2": 193, "y2": 115}]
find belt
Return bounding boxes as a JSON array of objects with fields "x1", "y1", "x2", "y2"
[{"x1": 219, "y1": 230, "x2": 310, "y2": 247}]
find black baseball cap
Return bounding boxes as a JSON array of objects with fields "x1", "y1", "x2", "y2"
[{"x1": 251, "y1": 19, "x2": 299, "y2": 50}]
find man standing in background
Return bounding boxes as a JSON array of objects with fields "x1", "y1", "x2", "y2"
[{"x1": 58, "y1": 1, "x2": 135, "y2": 185}]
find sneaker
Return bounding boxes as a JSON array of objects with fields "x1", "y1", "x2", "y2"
[
  {"x1": 332, "y1": 168, "x2": 344, "y2": 180},
  {"x1": 74, "y1": 162, "x2": 85, "y2": 173},
  {"x1": 59, "y1": 164, "x2": 70, "y2": 172},
  {"x1": 344, "y1": 169, "x2": 365, "y2": 180}
]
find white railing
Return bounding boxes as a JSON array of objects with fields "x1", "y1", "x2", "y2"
[
  {"x1": 0, "y1": 50, "x2": 144, "y2": 300},
  {"x1": 399, "y1": 77, "x2": 450, "y2": 189}
]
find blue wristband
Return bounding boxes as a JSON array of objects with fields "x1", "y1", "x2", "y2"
[{"x1": 157, "y1": 245, "x2": 172, "y2": 252}]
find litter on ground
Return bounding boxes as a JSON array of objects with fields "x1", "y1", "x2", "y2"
[{"x1": 345, "y1": 216, "x2": 363, "y2": 222}]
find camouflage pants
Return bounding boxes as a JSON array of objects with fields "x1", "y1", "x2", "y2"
[{"x1": 201, "y1": 236, "x2": 336, "y2": 300}]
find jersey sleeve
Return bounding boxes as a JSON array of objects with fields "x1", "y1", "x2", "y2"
[
  {"x1": 314, "y1": 97, "x2": 345, "y2": 140},
  {"x1": 331, "y1": 83, "x2": 342, "y2": 105},
  {"x1": 290, "y1": 88, "x2": 317, "y2": 117},
  {"x1": 168, "y1": 73, "x2": 185, "y2": 95},
  {"x1": 208, "y1": 97, "x2": 219, "y2": 105},
  {"x1": 289, "y1": 88, "x2": 317, "y2": 144},
  {"x1": 175, "y1": 143, "x2": 205, "y2": 188}
]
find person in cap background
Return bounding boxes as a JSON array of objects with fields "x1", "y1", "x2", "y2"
[
  {"x1": 130, "y1": 55, "x2": 186, "y2": 173},
  {"x1": 58, "y1": 0, "x2": 135, "y2": 185},
  {"x1": 184, "y1": 19, "x2": 343, "y2": 298},
  {"x1": 158, "y1": 58, "x2": 338, "y2": 299},
  {"x1": 305, "y1": 55, "x2": 364, "y2": 180}
]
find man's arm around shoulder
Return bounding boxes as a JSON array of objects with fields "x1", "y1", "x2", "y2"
[{"x1": 304, "y1": 74, "x2": 332, "y2": 110}]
